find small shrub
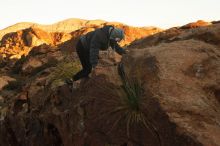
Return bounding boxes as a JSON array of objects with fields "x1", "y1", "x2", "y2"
[
  {"x1": 47, "y1": 54, "x2": 81, "y2": 88},
  {"x1": 51, "y1": 61, "x2": 80, "y2": 80}
]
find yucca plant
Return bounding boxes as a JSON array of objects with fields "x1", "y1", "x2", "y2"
[
  {"x1": 117, "y1": 62, "x2": 145, "y2": 135},
  {"x1": 119, "y1": 62, "x2": 161, "y2": 145},
  {"x1": 83, "y1": 61, "x2": 161, "y2": 145}
]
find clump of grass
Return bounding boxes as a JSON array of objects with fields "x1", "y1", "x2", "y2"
[
  {"x1": 51, "y1": 61, "x2": 80, "y2": 80},
  {"x1": 47, "y1": 54, "x2": 81, "y2": 89}
]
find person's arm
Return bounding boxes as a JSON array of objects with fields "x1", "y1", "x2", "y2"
[
  {"x1": 110, "y1": 40, "x2": 126, "y2": 55},
  {"x1": 90, "y1": 33, "x2": 101, "y2": 68}
]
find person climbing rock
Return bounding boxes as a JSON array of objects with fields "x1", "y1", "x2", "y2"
[{"x1": 66, "y1": 25, "x2": 126, "y2": 86}]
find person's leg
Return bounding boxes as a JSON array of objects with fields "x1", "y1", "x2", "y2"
[
  {"x1": 82, "y1": 49, "x2": 92, "y2": 78},
  {"x1": 73, "y1": 40, "x2": 92, "y2": 81}
]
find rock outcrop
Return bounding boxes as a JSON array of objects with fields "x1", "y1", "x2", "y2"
[
  {"x1": 125, "y1": 39, "x2": 220, "y2": 146},
  {"x1": 0, "y1": 20, "x2": 219, "y2": 146},
  {"x1": 0, "y1": 26, "x2": 54, "y2": 59}
]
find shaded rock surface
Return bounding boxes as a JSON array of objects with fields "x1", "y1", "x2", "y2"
[{"x1": 0, "y1": 76, "x2": 16, "y2": 90}]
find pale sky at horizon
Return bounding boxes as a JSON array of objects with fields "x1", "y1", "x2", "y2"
[{"x1": 0, "y1": 0, "x2": 219, "y2": 30}]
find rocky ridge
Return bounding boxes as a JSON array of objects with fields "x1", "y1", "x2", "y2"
[{"x1": 0, "y1": 20, "x2": 219, "y2": 146}]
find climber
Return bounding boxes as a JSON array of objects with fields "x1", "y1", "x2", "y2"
[{"x1": 65, "y1": 25, "x2": 126, "y2": 86}]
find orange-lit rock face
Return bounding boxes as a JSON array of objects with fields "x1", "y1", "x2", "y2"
[
  {"x1": 1, "y1": 30, "x2": 25, "y2": 48},
  {"x1": 0, "y1": 22, "x2": 162, "y2": 59},
  {"x1": 119, "y1": 25, "x2": 161, "y2": 46},
  {"x1": 0, "y1": 27, "x2": 54, "y2": 59},
  {"x1": 24, "y1": 26, "x2": 54, "y2": 46},
  {"x1": 181, "y1": 20, "x2": 212, "y2": 29}
]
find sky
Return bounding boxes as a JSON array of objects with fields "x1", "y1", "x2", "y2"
[{"x1": 0, "y1": 0, "x2": 219, "y2": 30}]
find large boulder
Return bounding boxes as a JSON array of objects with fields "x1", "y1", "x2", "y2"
[
  {"x1": 21, "y1": 57, "x2": 43, "y2": 73},
  {"x1": 121, "y1": 39, "x2": 220, "y2": 146},
  {"x1": 61, "y1": 38, "x2": 219, "y2": 146}
]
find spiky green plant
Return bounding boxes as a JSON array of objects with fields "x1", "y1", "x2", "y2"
[
  {"x1": 117, "y1": 62, "x2": 146, "y2": 136},
  {"x1": 120, "y1": 63, "x2": 161, "y2": 145},
  {"x1": 93, "y1": 62, "x2": 161, "y2": 145}
]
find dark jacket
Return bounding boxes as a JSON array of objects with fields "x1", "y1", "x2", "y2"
[{"x1": 80, "y1": 25, "x2": 125, "y2": 67}]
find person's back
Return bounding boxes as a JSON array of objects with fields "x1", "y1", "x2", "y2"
[{"x1": 80, "y1": 25, "x2": 113, "y2": 51}]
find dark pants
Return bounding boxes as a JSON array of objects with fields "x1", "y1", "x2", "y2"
[{"x1": 73, "y1": 40, "x2": 92, "y2": 81}]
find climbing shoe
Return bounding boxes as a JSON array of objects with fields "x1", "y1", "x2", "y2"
[{"x1": 65, "y1": 78, "x2": 73, "y2": 85}]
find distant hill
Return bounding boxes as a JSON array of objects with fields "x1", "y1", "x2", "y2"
[
  {"x1": 0, "y1": 18, "x2": 162, "y2": 59},
  {"x1": 0, "y1": 18, "x2": 107, "y2": 39}
]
